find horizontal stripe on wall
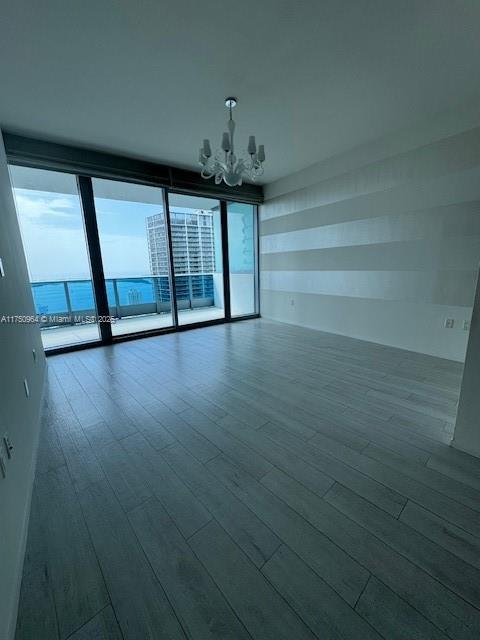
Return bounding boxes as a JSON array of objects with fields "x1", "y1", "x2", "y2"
[
  {"x1": 261, "y1": 125, "x2": 480, "y2": 221},
  {"x1": 261, "y1": 237, "x2": 480, "y2": 272},
  {"x1": 261, "y1": 202, "x2": 480, "y2": 255},
  {"x1": 261, "y1": 166, "x2": 480, "y2": 235},
  {"x1": 260, "y1": 115, "x2": 480, "y2": 360},
  {"x1": 261, "y1": 270, "x2": 477, "y2": 307}
]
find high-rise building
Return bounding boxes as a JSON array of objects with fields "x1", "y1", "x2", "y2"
[
  {"x1": 146, "y1": 209, "x2": 216, "y2": 304},
  {"x1": 146, "y1": 209, "x2": 215, "y2": 276}
]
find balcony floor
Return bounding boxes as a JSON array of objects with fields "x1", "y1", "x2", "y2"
[{"x1": 41, "y1": 307, "x2": 225, "y2": 349}]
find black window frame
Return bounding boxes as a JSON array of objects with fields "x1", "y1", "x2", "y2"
[{"x1": 5, "y1": 134, "x2": 262, "y2": 355}]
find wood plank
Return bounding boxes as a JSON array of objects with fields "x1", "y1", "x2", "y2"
[
  {"x1": 427, "y1": 451, "x2": 480, "y2": 491},
  {"x1": 179, "y1": 407, "x2": 273, "y2": 480},
  {"x1": 261, "y1": 422, "x2": 407, "y2": 517},
  {"x1": 162, "y1": 443, "x2": 280, "y2": 567},
  {"x1": 189, "y1": 520, "x2": 316, "y2": 640},
  {"x1": 120, "y1": 433, "x2": 212, "y2": 538},
  {"x1": 356, "y1": 576, "x2": 450, "y2": 640},
  {"x1": 78, "y1": 480, "x2": 186, "y2": 640},
  {"x1": 146, "y1": 402, "x2": 220, "y2": 463},
  {"x1": 128, "y1": 498, "x2": 251, "y2": 640},
  {"x1": 261, "y1": 469, "x2": 480, "y2": 640},
  {"x1": 33, "y1": 466, "x2": 109, "y2": 638},
  {"x1": 15, "y1": 488, "x2": 59, "y2": 640},
  {"x1": 262, "y1": 545, "x2": 381, "y2": 640},
  {"x1": 207, "y1": 454, "x2": 369, "y2": 606},
  {"x1": 35, "y1": 415, "x2": 65, "y2": 475},
  {"x1": 324, "y1": 482, "x2": 480, "y2": 610},
  {"x1": 53, "y1": 406, "x2": 106, "y2": 491},
  {"x1": 95, "y1": 439, "x2": 153, "y2": 512},
  {"x1": 217, "y1": 414, "x2": 334, "y2": 497},
  {"x1": 68, "y1": 606, "x2": 123, "y2": 640},
  {"x1": 400, "y1": 501, "x2": 480, "y2": 570},
  {"x1": 363, "y1": 443, "x2": 480, "y2": 512}
]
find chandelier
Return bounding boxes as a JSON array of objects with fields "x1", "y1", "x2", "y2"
[{"x1": 198, "y1": 97, "x2": 265, "y2": 187}]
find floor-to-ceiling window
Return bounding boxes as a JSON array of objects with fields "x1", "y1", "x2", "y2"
[
  {"x1": 10, "y1": 166, "x2": 101, "y2": 350},
  {"x1": 169, "y1": 193, "x2": 225, "y2": 326},
  {"x1": 9, "y1": 163, "x2": 259, "y2": 352},
  {"x1": 92, "y1": 178, "x2": 175, "y2": 336}
]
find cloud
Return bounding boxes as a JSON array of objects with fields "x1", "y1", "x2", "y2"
[{"x1": 14, "y1": 189, "x2": 78, "y2": 224}]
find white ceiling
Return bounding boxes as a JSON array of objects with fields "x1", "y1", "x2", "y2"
[{"x1": 1, "y1": 0, "x2": 480, "y2": 184}]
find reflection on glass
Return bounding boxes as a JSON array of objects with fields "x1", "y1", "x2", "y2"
[
  {"x1": 227, "y1": 202, "x2": 256, "y2": 316},
  {"x1": 92, "y1": 178, "x2": 174, "y2": 336},
  {"x1": 168, "y1": 193, "x2": 225, "y2": 325},
  {"x1": 10, "y1": 166, "x2": 100, "y2": 349}
]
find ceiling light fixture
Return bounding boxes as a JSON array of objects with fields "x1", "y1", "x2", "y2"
[{"x1": 198, "y1": 97, "x2": 266, "y2": 187}]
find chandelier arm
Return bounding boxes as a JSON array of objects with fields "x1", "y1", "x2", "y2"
[{"x1": 200, "y1": 164, "x2": 216, "y2": 179}]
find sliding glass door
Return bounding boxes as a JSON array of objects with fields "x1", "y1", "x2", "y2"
[
  {"x1": 10, "y1": 162, "x2": 259, "y2": 351},
  {"x1": 92, "y1": 178, "x2": 174, "y2": 337},
  {"x1": 10, "y1": 166, "x2": 100, "y2": 349},
  {"x1": 227, "y1": 202, "x2": 257, "y2": 316},
  {"x1": 168, "y1": 193, "x2": 225, "y2": 326}
]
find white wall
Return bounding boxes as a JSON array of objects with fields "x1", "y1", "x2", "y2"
[
  {"x1": 453, "y1": 269, "x2": 480, "y2": 458},
  {"x1": 0, "y1": 131, "x2": 46, "y2": 640},
  {"x1": 260, "y1": 99, "x2": 480, "y2": 361}
]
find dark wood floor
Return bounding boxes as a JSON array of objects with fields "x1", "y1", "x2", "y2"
[{"x1": 15, "y1": 319, "x2": 480, "y2": 640}]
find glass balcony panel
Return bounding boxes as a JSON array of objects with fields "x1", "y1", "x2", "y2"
[
  {"x1": 67, "y1": 280, "x2": 96, "y2": 311},
  {"x1": 32, "y1": 282, "x2": 68, "y2": 315}
]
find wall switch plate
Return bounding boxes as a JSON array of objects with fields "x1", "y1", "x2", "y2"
[
  {"x1": 445, "y1": 318, "x2": 455, "y2": 329},
  {"x1": 290, "y1": 298, "x2": 295, "y2": 306},
  {"x1": 0, "y1": 257, "x2": 4, "y2": 277},
  {"x1": 0, "y1": 453, "x2": 6, "y2": 479},
  {"x1": 24, "y1": 378, "x2": 30, "y2": 398},
  {"x1": 3, "y1": 434, "x2": 13, "y2": 459},
  {"x1": 463, "y1": 320, "x2": 471, "y2": 331}
]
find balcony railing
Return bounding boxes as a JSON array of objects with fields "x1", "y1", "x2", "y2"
[{"x1": 31, "y1": 275, "x2": 216, "y2": 328}]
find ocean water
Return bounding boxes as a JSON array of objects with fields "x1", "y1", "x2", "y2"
[{"x1": 31, "y1": 275, "x2": 214, "y2": 314}]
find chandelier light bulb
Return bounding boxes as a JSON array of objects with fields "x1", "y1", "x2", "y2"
[
  {"x1": 203, "y1": 139, "x2": 212, "y2": 158},
  {"x1": 221, "y1": 132, "x2": 231, "y2": 152},
  {"x1": 199, "y1": 98, "x2": 265, "y2": 187}
]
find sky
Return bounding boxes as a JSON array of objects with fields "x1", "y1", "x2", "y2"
[{"x1": 15, "y1": 188, "x2": 189, "y2": 281}]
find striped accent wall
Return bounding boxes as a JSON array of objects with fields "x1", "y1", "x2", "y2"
[{"x1": 260, "y1": 123, "x2": 480, "y2": 362}]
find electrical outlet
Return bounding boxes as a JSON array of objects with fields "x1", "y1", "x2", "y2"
[
  {"x1": 463, "y1": 320, "x2": 471, "y2": 331},
  {"x1": 24, "y1": 378, "x2": 30, "y2": 398},
  {"x1": 0, "y1": 453, "x2": 6, "y2": 479},
  {"x1": 3, "y1": 434, "x2": 13, "y2": 459},
  {"x1": 32, "y1": 348, "x2": 37, "y2": 362},
  {"x1": 444, "y1": 318, "x2": 454, "y2": 329}
]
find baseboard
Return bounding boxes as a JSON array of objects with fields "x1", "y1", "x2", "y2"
[
  {"x1": 450, "y1": 437, "x2": 480, "y2": 460},
  {"x1": 260, "y1": 314, "x2": 463, "y2": 364}
]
